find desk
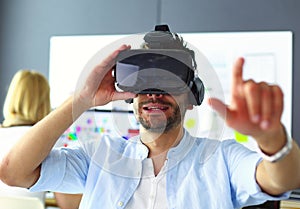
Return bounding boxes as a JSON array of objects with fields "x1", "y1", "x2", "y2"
[{"x1": 280, "y1": 199, "x2": 300, "y2": 209}]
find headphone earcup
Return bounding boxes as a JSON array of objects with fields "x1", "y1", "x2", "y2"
[
  {"x1": 125, "y1": 98, "x2": 134, "y2": 104},
  {"x1": 189, "y1": 77, "x2": 205, "y2": 106}
]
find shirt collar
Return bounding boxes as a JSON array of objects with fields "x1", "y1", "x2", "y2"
[{"x1": 129, "y1": 129, "x2": 195, "y2": 161}]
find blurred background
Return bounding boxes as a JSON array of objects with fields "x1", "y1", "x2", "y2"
[{"x1": 0, "y1": 0, "x2": 299, "y2": 143}]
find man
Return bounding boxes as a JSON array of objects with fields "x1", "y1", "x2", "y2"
[{"x1": 1, "y1": 26, "x2": 300, "y2": 209}]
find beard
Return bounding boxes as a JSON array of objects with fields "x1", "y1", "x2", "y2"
[{"x1": 138, "y1": 101, "x2": 185, "y2": 133}]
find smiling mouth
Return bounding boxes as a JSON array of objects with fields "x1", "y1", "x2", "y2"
[{"x1": 143, "y1": 106, "x2": 169, "y2": 111}]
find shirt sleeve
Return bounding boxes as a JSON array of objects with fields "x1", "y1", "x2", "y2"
[
  {"x1": 222, "y1": 139, "x2": 290, "y2": 207},
  {"x1": 29, "y1": 146, "x2": 90, "y2": 194}
]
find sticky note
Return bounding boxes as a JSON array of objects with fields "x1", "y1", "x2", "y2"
[
  {"x1": 234, "y1": 131, "x2": 248, "y2": 143},
  {"x1": 185, "y1": 118, "x2": 196, "y2": 129}
]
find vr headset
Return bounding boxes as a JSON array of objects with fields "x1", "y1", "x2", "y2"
[
  {"x1": 115, "y1": 49, "x2": 194, "y2": 94},
  {"x1": 114, "y1": 25, "x2": 205, "y2": 105}
]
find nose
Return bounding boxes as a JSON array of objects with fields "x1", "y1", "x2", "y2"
[{"x1": 146, "y1": 93, "x2": 163, "y2": 100}]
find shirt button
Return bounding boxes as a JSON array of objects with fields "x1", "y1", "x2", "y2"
[{"x1": 118, "y1": 201, "x2": 124, "y2": 207}]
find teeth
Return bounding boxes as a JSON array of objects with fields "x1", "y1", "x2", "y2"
[
  {"x1": 145, "y1": 106, "x2": 167, "y2": 110},
  {"x1": 149, "y1": 107, "x2": 160, "y2": 109}
]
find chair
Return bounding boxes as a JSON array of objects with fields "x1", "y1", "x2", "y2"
[{"x1": 0, "y1": 196, "x2": 44, "y2": 209}]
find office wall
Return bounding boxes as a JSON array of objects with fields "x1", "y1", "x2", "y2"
[
  {"x1": 0, "y1": 0, "x2": 299, "y2": 142},
  {"x1": 0, "y1": 0, "x2": 158, "y2": 119},
  {"x1": 161, "y1": 0, "x2": 300, "y2": 142}
]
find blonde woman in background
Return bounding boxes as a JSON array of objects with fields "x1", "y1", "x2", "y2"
[
  {"x1": 0, "y1": 70, "x2": 82, "y2": 209},
  {"x1": 0, "y1": 69, "x2": 51, "y2": 204},
  {"x1": 1, "y1": 70, "x2": 51, "y2": 127}
]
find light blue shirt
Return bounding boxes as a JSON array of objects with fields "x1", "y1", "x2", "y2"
[{"x1": 30, "y1": 130, "x2": 289, "y2": 209}]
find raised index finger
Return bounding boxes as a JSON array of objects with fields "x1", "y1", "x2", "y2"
[{"x1": 231, "y1": 57, "x2": 245, "y2": 98}]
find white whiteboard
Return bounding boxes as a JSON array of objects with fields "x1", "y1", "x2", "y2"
[{"x1": 49, "y1": 31, "x2": 292, "y2": 145}]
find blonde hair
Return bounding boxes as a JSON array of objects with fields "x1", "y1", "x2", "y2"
[{"x1": 2, "y1": 70, "x2": 51, "y2": 127}]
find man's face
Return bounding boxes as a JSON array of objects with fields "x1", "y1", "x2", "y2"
[{"x1": 133, "y1": 92, "x2": 191, "y2": 133}]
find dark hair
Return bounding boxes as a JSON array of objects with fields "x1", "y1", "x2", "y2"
[{"x1": 141, "y1": 31, "x2": 197, "y2": 70}]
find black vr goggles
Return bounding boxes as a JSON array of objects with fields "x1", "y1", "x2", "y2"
[
  {"x1": 114, "y1": 25, "x2": 205, "y2": 105},
  {"x1": 115, "y1": 49, "x2": 194, "y2": 94}
]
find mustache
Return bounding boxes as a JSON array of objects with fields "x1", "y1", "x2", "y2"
[{"x1": 139, "y1": 99, "x2": 173, "y2": 107}]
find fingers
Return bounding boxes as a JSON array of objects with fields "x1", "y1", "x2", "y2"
[
  {"x1": 96, "y1": 44, "x2": 131, "y2": 74},
  {"x1": 272, "y1": 86, "x2": 284, "y2": 122},
  {"x1": 91, "y1": 44, "x2": 131, "y2": 86},
  {"x1": 243, "y1": 80, "x2": 264, "y2": 123},
  {"x1": 209, "y1": 57, "x2": 284, "y2": 135},
  {"x1": 243, "y1": 80, "x2": 284, "y2": 130},
  {"x1": 231, "y1": 57, "x2": 245, "y2": 99},
  {"x1": 86, "y1": 44, "x2": 130, "y2": 85},
  {"x1": 230, "y1": 57, "x2": 284, "y2": 129},
  {"x1": 78, "y1": 45, "x2": 131, "y2": 108},
  {"x1": 208, "y1": 98, "x2": 228, "y2": 119}
]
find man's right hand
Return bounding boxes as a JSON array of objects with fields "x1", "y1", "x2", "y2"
[{"x1": 73, "y1": 44, "x2": 136, "y2": 113}]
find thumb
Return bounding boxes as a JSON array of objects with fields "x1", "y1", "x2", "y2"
[{"x1": 207, "y1": 98, "x2": 228, "y2": 120}]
